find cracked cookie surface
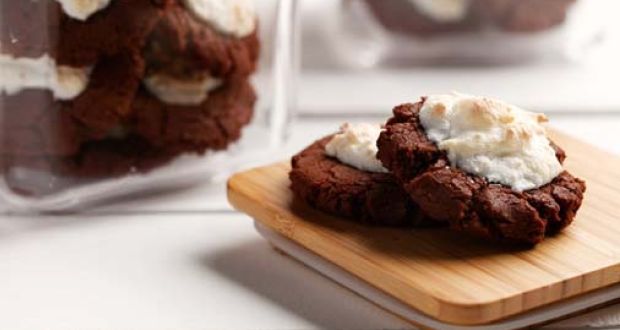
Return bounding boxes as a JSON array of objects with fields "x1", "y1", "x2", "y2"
[
  {"x1": 290, "y1": 135, "x2": 433, "y2": 227},
  {"x1": 144, "y1": 4, "x2": 259, "y2": 80},
  {"x1": 1, "y1": 0, "x2": 259, "y2": 180},
  {"x1": 377, "y1": 101, "x2": 586, "y2": 245},
  {"x1": 132, "y1": 78, "x2": 256, "y2": 154}
]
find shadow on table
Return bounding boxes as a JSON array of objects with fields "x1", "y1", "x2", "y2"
[{"x1": 201, "y1": 239, "x2": 413, "y2": 330}]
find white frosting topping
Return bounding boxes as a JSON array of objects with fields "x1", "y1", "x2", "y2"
[
  {"x1": 419, "y1": 93, "x2": 563, "y2": 192},
  {"x1": 325, "y1": 123, "x2": 388, "y2": 173},
  {"x1": 0, "y1": 54, "x2": 90, "y2": 100},
  {"x1": 183, "y1": 0, "x2": 256, "y2": 38},
  {"x1": 408, "y1": 0, "x2": 470, "y2": 23},
  {"x1": 143, "y1": 74, "x2": 222, "y2": 106},
  {"x1": 54, "y1": 0, "x2": 112, "y2": 21}
]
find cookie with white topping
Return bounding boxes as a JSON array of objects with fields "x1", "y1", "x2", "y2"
[
  {"x1": 143, "y1": 0, "x2": 259, "y2": 83},
  {"x1": 131, "y1": 78, "x2": 256, "y2": 154},
  {"x1": 0, "y1": 0, "x2": 260, "y2": 180},
  {"x1": 377, "y1": 94, "x2": 586, "y2": 245},
  {"x1": 290, "y1": 124, "x2": 433, "y2": 227}
]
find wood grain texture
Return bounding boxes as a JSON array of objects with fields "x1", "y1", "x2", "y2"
[{"x1": 227, "y1": 130, "x2": 620, "y2": 326}]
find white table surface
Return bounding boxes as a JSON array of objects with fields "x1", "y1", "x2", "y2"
[{"x1": 1, "y1": 116, "x2": 619, "y2": 330}]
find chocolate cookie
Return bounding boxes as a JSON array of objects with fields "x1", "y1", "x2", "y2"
[
  {"x1": 144, "y1": 3, "x2": 260, "y2": 80},
  {"x1": 1, "y1": 52, "x2": 148, "y2": 152},
  {"x1": 1, "y1": 0, "x2": 260, "y2": 188},
  {"x1": 0, "y1": 0, "x2": 171, "y2": 65},
  {"x1": 57, "y1": 0, "x2": 173, "y2": 67},
  {"x1": 377, "y1": 101, "x2": 586, "y2": 245},
  {"x1": 361, "y1": 0, "x2": 576, "y2": 38},
  {"x1": 0, "y1": 136, "x2": 178, "y2": 186},
  {"x1": 472, "y1": 0, "x2": 576, "y2": 32},
  {"x1": 362, "y1": 0, "x2": 478, "y2": 36},
  {"x1": 1, "y1": 78, "x2": 255, "y2": 174},
  {"x1": 290, "y1": 135, "x2": 431, "y2": 227},
  {"x1": 56, "y1": 135, "x2": 178, "y2": 178},
  {"x1": 69, "y1": 52, "x2": 147, "y2": 139},
  {"x1": 1, "y1": 52, "x2": 147, "y2": 155},
  {"x1": 132, "y1": 78, "x2": 256, "y2": 154}
]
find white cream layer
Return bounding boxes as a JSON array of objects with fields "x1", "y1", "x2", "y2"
[
  {"x1": 419, "y1": 92, "x2": 563, "y2": 192},
  {"x1": 325, "y1": 123, "x2": 388, "y2": 173},
  {"x1": 0, "y1": 54, "x2": 90, "y2": 100},
  {"x1": 54, "y1": 0, "x2": 112, "y2": 21},
  {"x1": 143, "y1": 74, "x2": 222, "y2": 106},
  {"x1": 183, "y1": 0, "x2": 256, "y2": 38},
  {"x1": 408, "y1": 0, "x2": 470, "y2": 23}
]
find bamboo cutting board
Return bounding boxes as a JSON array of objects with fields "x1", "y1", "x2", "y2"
[{"x1": 227, "y1": 130, "x2": 620, "y2": 326}]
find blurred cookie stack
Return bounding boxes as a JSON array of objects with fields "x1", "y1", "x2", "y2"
[
  {"x1": 363, "y1": 0, "x2": 576, "y2": 36},
  {"x1": 0, "y1": 0, "x2": 259, "y2": 177}
]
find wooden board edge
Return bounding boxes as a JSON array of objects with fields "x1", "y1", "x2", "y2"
[
  {"x1": 227, "y1": 166, "x2": 511, "y2": 325},
  {"x1": 258, "y1": 221, "x2": 620, "y2": 330}
]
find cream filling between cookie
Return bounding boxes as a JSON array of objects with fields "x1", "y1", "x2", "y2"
[
  {"x1": 183, "y1": 0, "x2": 257, "y2": 38},
  {"x1": 54, "y1": 0, "x2": 112, "y2": 21},
  {"x1": 143, "y1": 74, "x2": 222, "y2": 106},
  {"x1": 407, "y1": 0, "x2": 470, "y2": 23},
  {"x1": 0, "y1": 54, "x2": 91, "y2": 100},
  {"x1": 419, "y1": 92, "x2": 563, "y2": 192},
  {"x1": 325, "y1": 123, "x2": 388, "y2": 173}
]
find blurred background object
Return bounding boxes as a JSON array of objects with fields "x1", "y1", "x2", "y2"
[
  {"x1": 0, "y1": 0, "x2": 294, "y2": 211},
  {"x1": 299, "y1": 0, "x2": 620, "y2": 114}
]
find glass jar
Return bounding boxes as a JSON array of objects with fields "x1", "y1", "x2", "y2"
[
  {"x1": 0, "y1": 0, "x2": 298, "y2": 211},
  {"x1": 325, "y1": 0, "x2": 608, "y2": 67},
  {"x1": 299, "y1": 0, "x2": 616, "y2": 116}
]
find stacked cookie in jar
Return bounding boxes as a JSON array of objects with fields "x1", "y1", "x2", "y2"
[{"x1": 0, "y1": 0, "x2": 259, "y2": 187}]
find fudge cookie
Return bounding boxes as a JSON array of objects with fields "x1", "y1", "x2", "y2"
[
  {"x1": 0, "y1": 52, "x2": 145, "y2": 153},
  {"x1": 377, "y1": 94, "x2": 586, "y2": 245},
  {"x1": 56, "y1": 136, "x2": 178, "y2": 178},
  {"x1": 361, "y1": 0, "x2": 576, "y2": 37},
  {"x1": 132, "y1": 78, "x2": 256, "y2": 154},
  {"x1": 2, "y1": 78, "x2": 256, "y2": 179},
  {"x1": 0, "y1": 0, "x2": 171, "y2": 65},
  {"x1": 472, "y1": 0, "x2": 576, "y2": 32},
  {"x1": 290, "y1": 124, "x2": 431, "y2": 227},
  {"x1": 68, "y1": 0, "x2": 259, "y2": 139},
  {"x1": 144, "y1": 2, "x2": 259, "y2": 81},
  {"x1": 0, "y1": 136, "x2": 177, "y2": 182},
  {"x1": 57, "y1": 0, "x2": 172, "y2": 67},
  {"x1": 1, "y1": 0, "x2": 260, "y2": 182},
  {"x1": 362, "y1": 0, "x2": 478, "y2": 36},
  {"x1": 69, "y1": 51, "x2": 146, "y2": 139}
]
